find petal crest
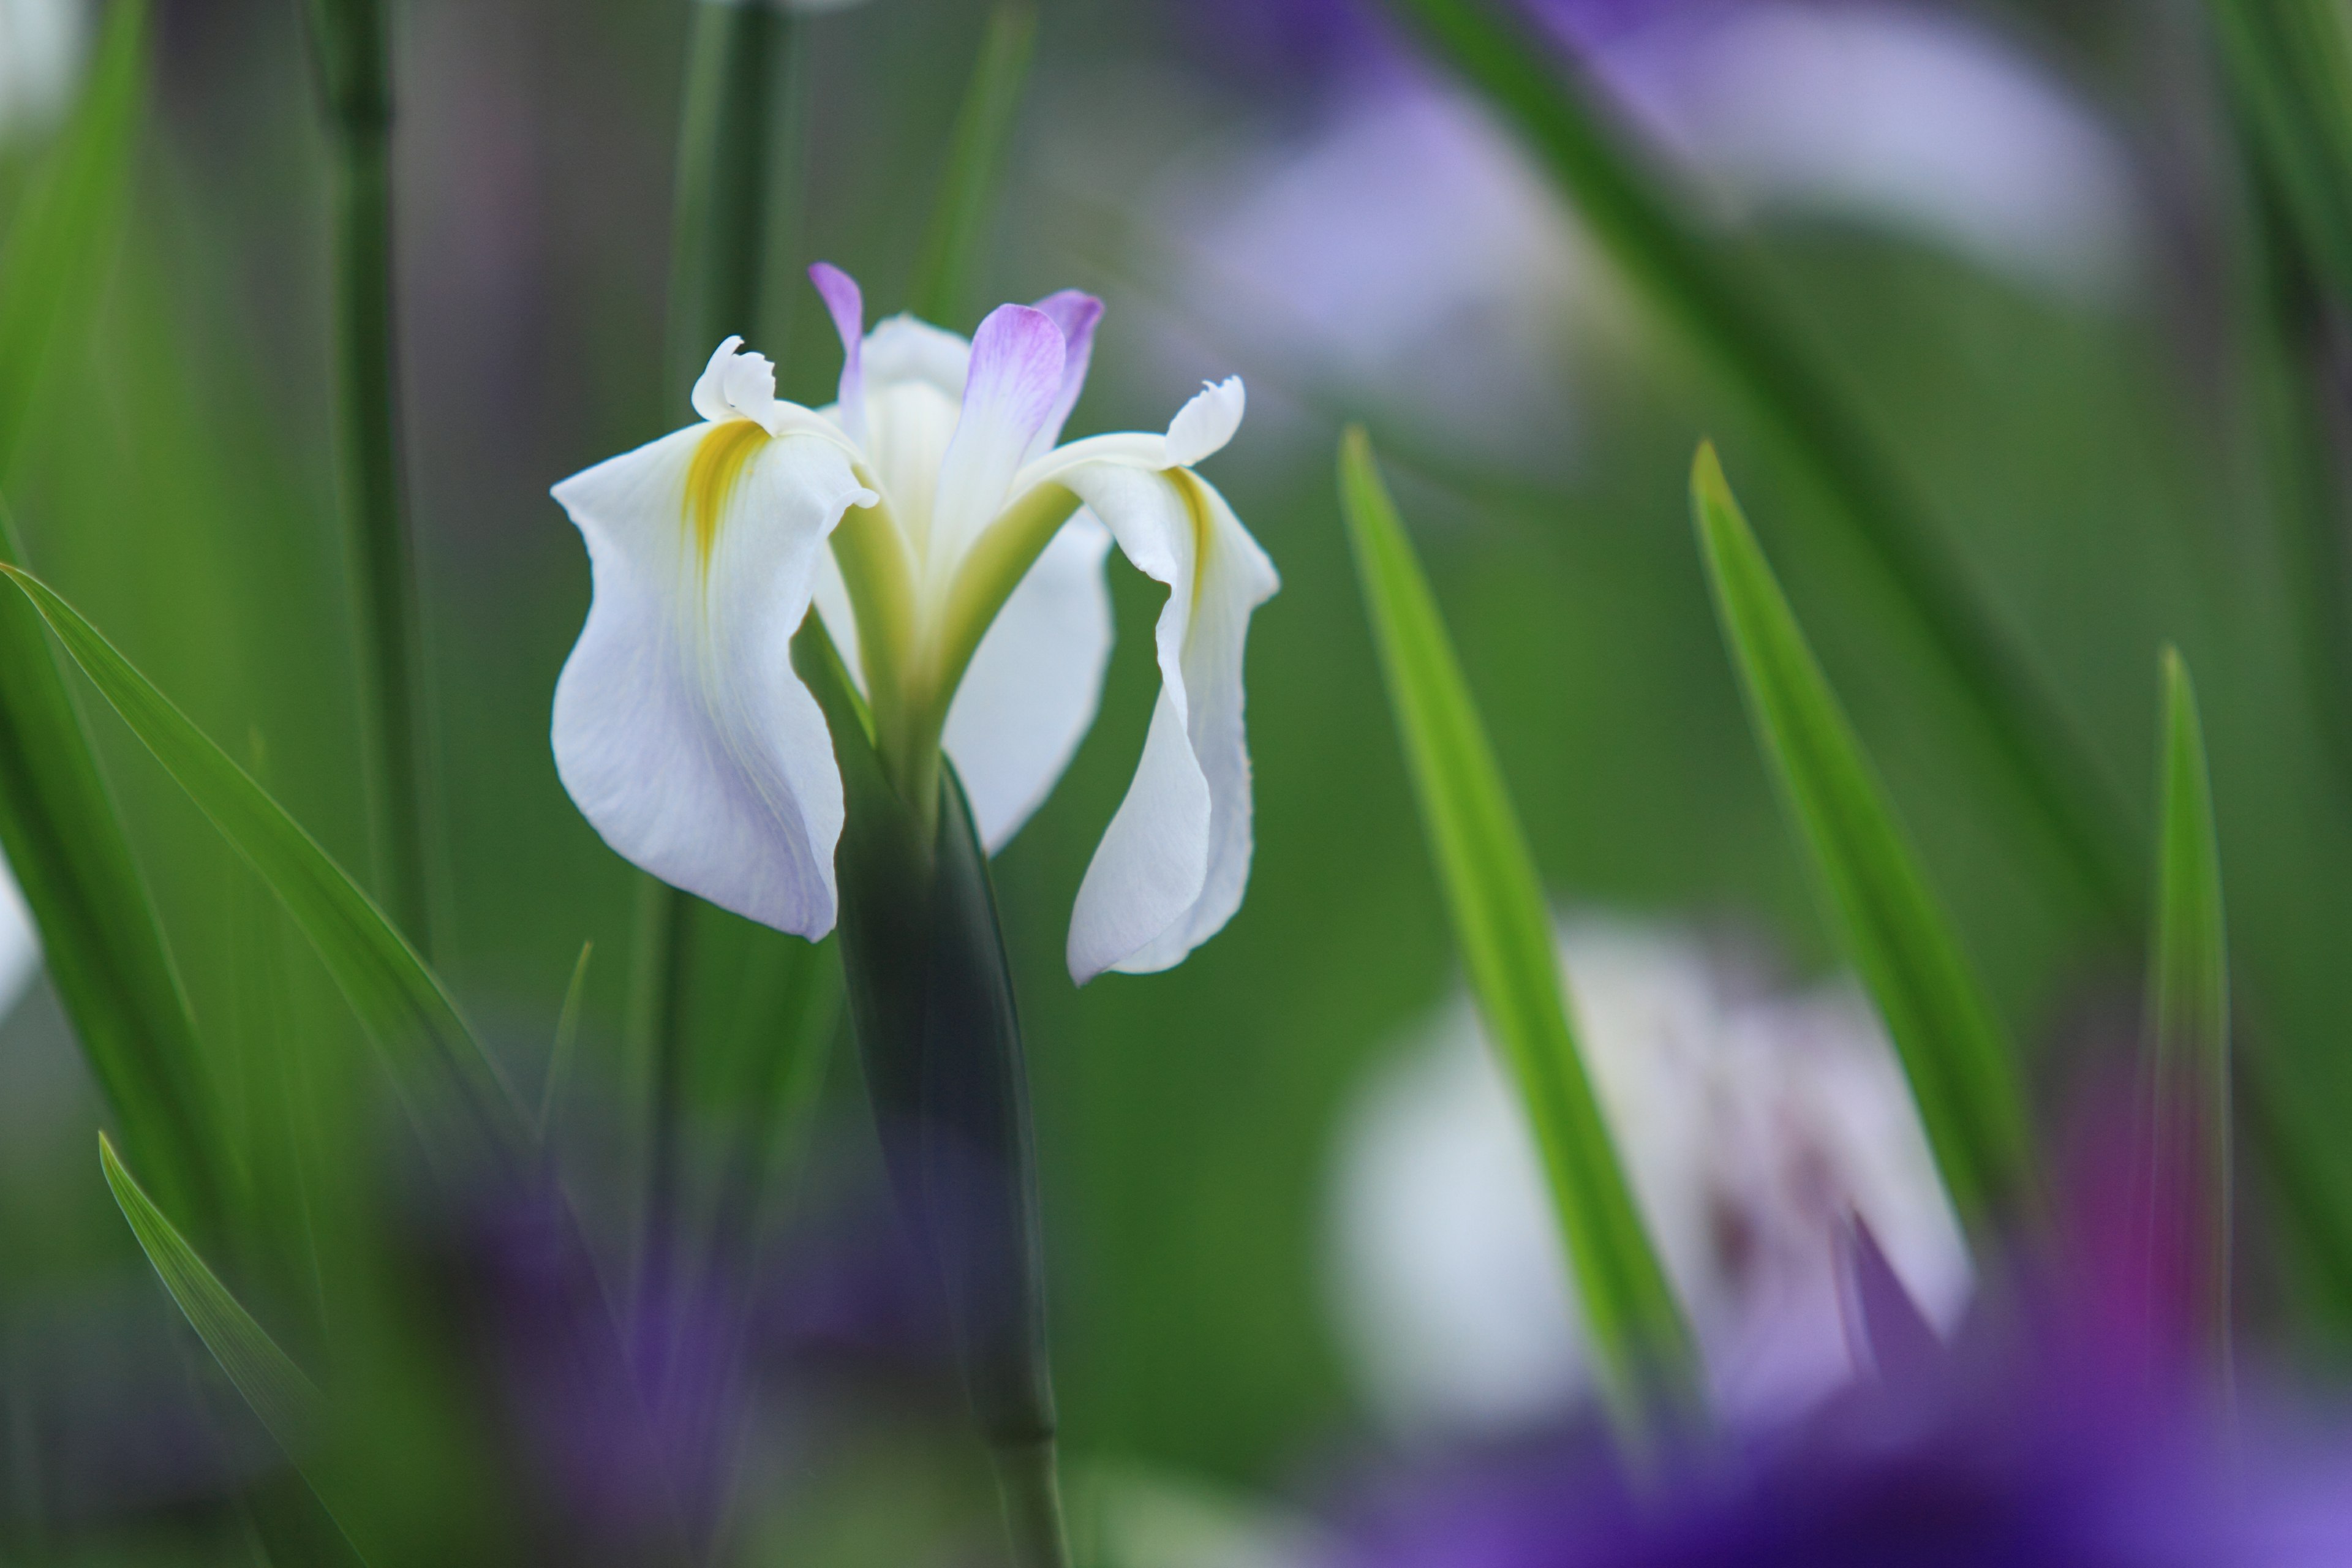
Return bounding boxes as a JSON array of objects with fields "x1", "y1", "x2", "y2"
[
  {"x1": 551, "y1": 424, "x2": 875, "y2": 937},
  {"x1": 932, "y1": 304, "x2": 1067, "y2": 579},
  {"x1": 1164, "y1": 376, "x2": 1245, "y2": 468}
]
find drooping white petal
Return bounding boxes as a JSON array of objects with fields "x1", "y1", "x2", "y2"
[
  {"x1": 944, "y1": 514, "x2": 1115, "y2": 852},
  {"x1": 809, "y1": 263, "x2": 869, "y2": 447},
  {"x1": 930, "y1": 304, "x2": 1066, "y2": 582},
  {"x1": 1028, "y1": 289, "x2": 1105, "y2": 459},
  {"x1": 1163, "y1": 377, "x2": 1246, "y2": 468},
  {"x1": 551, "y1": 420, "x2": 875, "y2": 938},
  {"x1": 1057, "y1": 463, "x2": 1278, "y2": 981}
]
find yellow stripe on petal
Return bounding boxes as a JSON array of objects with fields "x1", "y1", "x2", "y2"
[
  {"x1": 1174, "y1": 469, "x2": 1215, "y2": 611},
  {"x1": 684, "y1": 418, "x2": 770, "y2": 567}
]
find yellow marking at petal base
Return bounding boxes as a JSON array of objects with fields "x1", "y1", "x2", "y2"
[
  {"x1": 684, "y1": 418, "x2": 770, "y2": 569},
  {"x1": 1175, "y1": 469, "x2": 1215, "y2": 612}
]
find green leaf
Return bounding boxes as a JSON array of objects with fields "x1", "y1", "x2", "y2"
[
  {"x1": 1691, "y1": 444, "x2": 2039, "y2": 1240},
  {"x1": 2147, "y1": 647, "x2": 2232, "y2": 1371},
  {"x1": 2207, "y1": 0, "x2": 2352, "y2": 309},
  {"x1": 1339, "y1": 427, "x2": 1698, "y2": 1444},
  {"x1": 906, "y1": 0, "x2": 1038, "y2": 326},
  {"x1": 100, "y1": 1134, "x2": 375, "y2": 1565},
  {"x1": 540, "y1": 940, "x2": 594, "y2": 1144},
  {"x1": 0, "y1": 0, "x2": 146, "y2": 480},
  {"x1": 1374, "y1": 0, "x2": 2136, "y2": 931},
  {"x1": 102, "y1": 1133, "x2": 325, "y2": 1463},
  {"x1": 0, "y1": 503, "x2": 225, "y2": 1232},
  {"x1": 1, "y1": 564, "x2": 528, "y2": 1182}
]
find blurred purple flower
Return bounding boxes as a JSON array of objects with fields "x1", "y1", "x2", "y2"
[
  {"x1": 1322, "y1": 1079, "x2": 2352, "y2": 1568},
  {"x1": 1123, "y1": 0, "x2": 2137, "y2": 467}
]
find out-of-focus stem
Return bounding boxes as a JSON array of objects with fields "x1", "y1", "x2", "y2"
[
  {"x1": 992, "y1": 1440, "x2": 1071, "y2": 1568},
  {"x1": 632, "y1": 0, "x2": 805, "y2": 1384},
  {"x1": 304, "y1": 0, "x2": 434, "y2": 949}
]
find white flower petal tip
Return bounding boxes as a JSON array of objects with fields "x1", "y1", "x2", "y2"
[
  {"x1": 1058, "y1": 467, "x2": 1278, "y2": 985},
  {"x1": 1163, "y1": 376, "x2": 1246, "y2": 469},
  {"x1": 690, "y1": 335, "x2": 787, "y2": 433},
  {"x1": 549, "y1": 419, "x2": 873, "y2": 940}
]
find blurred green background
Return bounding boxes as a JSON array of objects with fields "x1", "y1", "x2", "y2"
[{"x1": 8, "y1": 0, "x2": 2352, "y2": 1555}]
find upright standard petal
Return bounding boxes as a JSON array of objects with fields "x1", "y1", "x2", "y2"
[
  {"x1": 1028, "y1": 289, "x2": 1105, "y2": 459},
  {"x1": 930, "y1": 304, "x2": 1066, "y2": 580},
  {"x1": 0, "y1": 854, "x2": 39, "y2": 1016},
  {"x1": 1055, "y1": 462, "x2": 1278, "y2": 980},
  {"x1": 944, "y1": 514, "x2": 1115, "y2": 852},
  {"x1": 551, "y1": 420, "x2": 875, "y2": 938},
  {"x1": 810, "y1": 262, "x2": 869, "y2": 447}
]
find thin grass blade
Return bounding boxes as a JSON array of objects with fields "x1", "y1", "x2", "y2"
[
  {"x1": 1692, "y1": 444, "x2": 2038, "y2": 1242},
  {"x1": 540, "y1": 940, "x2": 594, "y2": 1144},
  {"x1": 100, "y1": 1134, "x2": 379, "y2": 1564},
  {"x1": 1339, "y1": 426, "x2": 1697, "y2": 1444},
  {"x1": 2207, "y1": 0, "x2": 2352, "y2": 307},
  {"x1": 2145, "y1": 648, "x2": 2233, "y2": 1378},
  {"x1": 2, "y1": 564, "x2": 527, "y2": 1180},
  {"x1": 1375, "y1": 0, "x2": 2136, "y2": 930},
  {"x1": 0, "y1": 503, "x2": 224, "y2": 1231},
  {"x1": 906, "y1": 0, "x2": 1038, "y2": 326},
  {"x1": 0, "y1": 0, "x2": 145, "y2": 478}
]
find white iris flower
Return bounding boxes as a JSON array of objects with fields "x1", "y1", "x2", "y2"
[{"x1": 550, "y1": 265, "x2": 1276, "y2": 982}]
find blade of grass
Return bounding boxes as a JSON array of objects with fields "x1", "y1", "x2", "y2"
[
  {"x1": 0, "y1": 502, "x2": 225, "y2": 1233},
  {"x1": 301, "y1": 0, "x2": 435, "y2": 950},
  {"x1": 1377, "y1": 0, "x2": 2137, "y2": 932},
  {"x1": 100, "y1": 1133, "x2": 377, "y2": 1564},
  {"x1": 2145, "y1": 648, "x2": 2232, "y2": 1380},
  {"x1": 0, "y1": 0, "x2": 144, "y2": 480},
  {"x1": 634, "y1": 0, "x2": 813, "y2": 1346},
  {"x1": 0, "y1": 564, "x2": 527, "y2": 1182},
  {"x1": 905, "y1": 0, "x2": 1038, "y2": 326},
  {"x1": 1692, "y1": 444, "x2": 2039, "y2": 1242},
  {"x1": 2206, "y1": 0, "x2": 2352, "y2": 308},
  {"x1": 1340, "y1": 426, "x2": 1698, "y2": 1446},
  {"x1": 540, "y1": 939, "x2": 594, "y2": 1145}
]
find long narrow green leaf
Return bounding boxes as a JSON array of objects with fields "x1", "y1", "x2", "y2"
[
  {"x1": 0, "y1": 503, "x2": 224, "y2": 1229},
  {"x1": 100, "y1": 1134, "x2": 375, "y2": 1565},
  {"x1": 1376, "y1": 0, "x2": 2136, "y2": 930},
  {"x1": 906, "y1": 0, "x2": 1038, "y2": 326},
  {"x1": 101, "y1": 1134, "x2": 325, "y2": 1466},
  {"x1": 1692, "y1": 445, "x2": 2038, "y2": 1240},
  {"x1": 0, "y1": 0, "x2": 145, "y2": 479},
  {"x1": 2147, "y1": 648, "x2": 2232, "y2": 1374},
  {"x1": 1339, "y1": 427, "x2": 1697, "y2": 1444},
  {"x1": 1, "y1": 565, "x2": 527, "y2": 1180},
  {"x1": 2207, "y1": 0, "x2": 2352, "y2": 309}
]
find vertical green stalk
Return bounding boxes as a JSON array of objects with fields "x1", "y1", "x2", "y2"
[
  {"x1": 907, "y1": 1, "x2": 1038, "y2": 327},
  {"x1": 793, "y1": 624, "x2": 1069, "y2": 1568},
  {"x1": 303, "y1": 0, "x2": 432, "y2": 950},
  {"x1": 633, "y1": 0, "x2": 806, "y2": 1404}
]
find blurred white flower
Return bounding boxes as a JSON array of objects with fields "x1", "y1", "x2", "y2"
[
  {"x1": 0, "y1": 0, "x2": 85, "y2": 146},
  {"x1": 1329, "y1": 916, "x2": 1969, "y2": 1442},
  {"x1": 0, "y1": 860, "x2": 39, "y2": 1017}
]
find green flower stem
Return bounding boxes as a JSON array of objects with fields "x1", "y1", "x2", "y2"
[
  {"x1": 633, "y1": 0, "x2": 805, "y2": 1337},
  {"x1": 793, "y1": 622, "x2": 1069, "y2": 1568},
  {"x1": 304, "y1": 0, "x2": 434, "y2": 951}
]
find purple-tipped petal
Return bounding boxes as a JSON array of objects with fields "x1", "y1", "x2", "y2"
[
  {"x1": 1029, "y1": 288, "x2": 1105, "y2": 457},
  {"x1": 932, "y1": 303, "x2": 1067, "y2": 567},
  {"x1": 809, "y1": 262, "x2": 868, "y2": 446}
]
